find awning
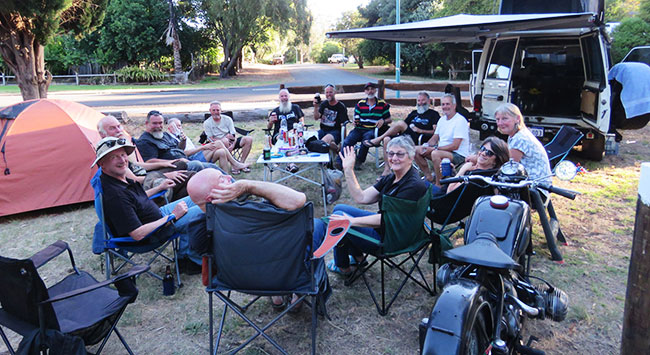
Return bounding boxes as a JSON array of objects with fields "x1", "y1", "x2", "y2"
[{"x1": 326, "y1": 13, "x2": 597, "y2": 44}]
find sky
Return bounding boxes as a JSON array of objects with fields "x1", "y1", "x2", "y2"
[{"x1": 307, "y1": 0, "x2": 370, "y2": 28}]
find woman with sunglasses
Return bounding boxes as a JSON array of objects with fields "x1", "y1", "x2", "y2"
[
  {"x1": 495, "y1": 103, "x2": 552, "y2": 184},
  {"x1": 320, "y1": 135, "x2": 428, "y2": 276},
  {"x1": 447, "y1": 136, "x2": 510, "y2": 193}
]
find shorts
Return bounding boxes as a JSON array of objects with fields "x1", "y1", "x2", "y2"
[
  {"x1": 404, "y1": 129, "x2": 432, "y2": 145},
  {"x1": 451, "y1": 152, "x2": 465, "y2": 167},
  {"x1": 189, "y1": 151, "x2": 207, "y2": 162},
  {"x1": 233, "y1": 136, "x2": 244, "y2": 149},
  {"x1": 318, "y1": 129, "x2": 342, "y2": 144}
]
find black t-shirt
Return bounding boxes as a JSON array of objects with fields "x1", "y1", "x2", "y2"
[
  {"x1": 271, "y1": 104, "x2": 304, "y2": 136},
  {"x1": 373, "y1": 167, "x2": 427, "y2": 209},
  {"x1": 403, "y1": 109, "x2": 440, "y2": 143},
  {"x1": 100, "y1": 174, "x2": 163, "y2": 237},
  {"x1": 318, "y1": 101, "x2": 348, "y2": 131},
  {"x1": 136, "y1": 131, "x2": 187, "y2": 162}
]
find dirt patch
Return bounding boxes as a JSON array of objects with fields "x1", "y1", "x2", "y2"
[{"x1": 0, "y1": 105, "x2": 647, "y2": 354}]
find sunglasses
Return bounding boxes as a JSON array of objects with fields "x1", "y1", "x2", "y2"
[
  {"x1": 147, "y1": 110, "x2": 162, "y2": 117},
  {"x1": 479, "y1": 146, "x2": 495, "y2": 157},
  {"x1": 387, "y1": 151, "x2": 407, "y2": 159},
  {"x1": 97, "y1": 138, "x2": 127, "y2": 152}
]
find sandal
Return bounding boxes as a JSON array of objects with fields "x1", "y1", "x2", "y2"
[
  {"x1": 362, "y1": 139, "x2": 380, "y2": 148},
  {"x1": 286, "y1": 163, "x2": 299, "y2": 173},
  {"x1": 270, "y1": 296, "x2": 286, "y2": 311},
  {"x1": 327, "y1": 260, "x2": 353, "y2": 277},
  {"x1": 231, "y1": 169, "x2": 241, "y2": 175},
  {"x1": 287, "y1": 294, "x2": 303, "y2": 314},
  {"x1": 241, "y1": 167, "x2": 251, "y2": 173}
]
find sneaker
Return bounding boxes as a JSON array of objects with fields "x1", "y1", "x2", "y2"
[{"x1": 178, "y1": 258, "x2": 202, "y2": 275}]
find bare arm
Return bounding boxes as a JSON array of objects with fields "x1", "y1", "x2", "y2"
[
  {"x1": 447, "y1": 162, "x2": 476, "y2": 193},
  {"x1": 439, "y1": 138, "x2": 462, "y2": 152},
  {"x1": 330, "y1": 212, "x2": 381, "y2": 228},
  {"x1": 129, "y1": 201, "x2": 187, "y2": 240},
  {"x1": 313, "y1": 100, "x2": 321, "y2": 120},
  {"x1": 339, "y1": 146, "x2": 380, "y2": 204},
  {"x1": 426, "y1": 134, "x2": 440, "y2": 147},
  {"x1": 210, "y1": 180, "x2": 306, "y2": 211},
  {"x1": 509, "y1": 148, "x2": 524, "y2": 162}
]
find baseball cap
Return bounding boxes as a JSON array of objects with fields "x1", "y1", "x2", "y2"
[
  {"x1": 364, "y1": 82, "x2": 377, "y2": 89},
  {"x1": 92, "y1": 137, "x2": 135, "y2": 167}
]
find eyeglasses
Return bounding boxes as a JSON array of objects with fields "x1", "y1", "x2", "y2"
[
  {"x1": 479, "y1": 146, "x2": 495, "y2": 157},
  {"x1": 387, "y1": 151, "x2": 407, "y2": 159},
  {"x1": 97, "y1": 138, "x2": 126, "y2": 152}
]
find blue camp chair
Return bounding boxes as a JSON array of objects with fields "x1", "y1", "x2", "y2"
[
  {"x1": 544, "y1": 125, "x2": 583, "y2": 171},
  {"x1": 205, "y1": 201, "x2": 329, "y2": 355},
  {"x1": 90, "y1": 169, "x2": 181, "y2": 287}
]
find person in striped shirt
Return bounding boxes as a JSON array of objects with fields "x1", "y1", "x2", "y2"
[{"x1": 335, "y1": 82, "x2": 391, "y2": 170}]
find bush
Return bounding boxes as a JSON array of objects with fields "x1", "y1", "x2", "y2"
[
  {"x1": 115, "y1": 66, "x2": 167, "y2": 83},
  {"x1": 611, "y1": 17, "x2": 650, "y2": 63}
]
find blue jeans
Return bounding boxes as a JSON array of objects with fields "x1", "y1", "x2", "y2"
[
  {"x1": 186, "y1": 160, "x2": 223, "y2": 174},
  {"x1": 159, "y1": 196, "x2": 203, "y2": 265},
  {"x1": 313, "y1": 204, "x2": 381, "y2": 268},
  {"x1": 189, "y1": 151, "x2": 207, "y2": 162},
  {"x1": 337, "y1": 128, "x2": 375, "y2": 165},
  {"x1": 318, "y1": 129, "x2": 342, "y2": 144}
]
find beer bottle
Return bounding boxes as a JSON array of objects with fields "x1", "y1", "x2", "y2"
[{"x1": 163, "y1": 265, "x2": 175, "y2": 296}]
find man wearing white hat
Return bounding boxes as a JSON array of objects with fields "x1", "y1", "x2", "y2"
[{"x1": 93, "y1": 136, "x2": 202, "y2": 273}]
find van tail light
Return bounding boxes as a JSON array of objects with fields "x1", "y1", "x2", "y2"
[{"x1": 473, "y1": 95, "x2": 482, "y2": 112}]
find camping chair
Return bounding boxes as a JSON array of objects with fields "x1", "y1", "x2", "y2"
[
  {"x1": 426, "y1": 172, "x2": 496, "y2": 267},
  {"x1": 0, "y1": 240, "x2": 148, "y2": 355},
  {"x1": 90, "y1": 169, "x2": 181, "y2": 288},
  {"x1": 205, "y1": 201, "x2": 329, "y2": 355},
  {"x1": 544, "y1": 125, "x2": 583, "y2": 171},
  {"x1": 335, "y1": 186, "x2": 434, "y2": 316},
  {"x1": 201, "y1": 112, "x2": 254, "y2": 162},
  {"x1": 341, "y1": 121, "x2": 383, "y2": 169}
]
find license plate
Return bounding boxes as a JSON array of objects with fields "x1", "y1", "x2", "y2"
[{"x1": 530, "y1": 126, "x2": 544, "y2": 137}]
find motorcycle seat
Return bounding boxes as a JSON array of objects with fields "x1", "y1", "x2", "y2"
[{"x1": 444, "y1": 233, "x2": 519, "y2": 270}]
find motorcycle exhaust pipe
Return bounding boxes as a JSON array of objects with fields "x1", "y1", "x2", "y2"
[{"x1": 506, "y1": 294, "x2": 540, "y2": 317}]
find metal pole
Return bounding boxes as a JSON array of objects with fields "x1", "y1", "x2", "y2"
[
  {"x1": 621, "y1": 162, "x2": 650, "y2": 353},
  {"x1": 395, "y1": 0, "x2": 401, "y2": 98}
]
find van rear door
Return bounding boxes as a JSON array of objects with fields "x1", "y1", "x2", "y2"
[
  {"x1": 481, "y1": 38, "x2": 519, "y2": 120},
  {"x1": 470, "y1": 49, "x2": 483, "y2": 105},
  {"x1": 579, "y1": 32, "x2": 610, "y2": 133}
]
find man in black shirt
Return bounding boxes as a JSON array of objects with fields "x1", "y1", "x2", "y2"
[
  {"x1": 363, "y1": 91, "x2": 440, "y2": 176},
  {"x1": 94, "y1": 137, "x2": 203, "y2": 271},
  {"x1": 313, "y1": 84, "x2": 348, "y2": 150},
  {"x1": 267, "y1": 89, "x2": 304, "y2": 143}
]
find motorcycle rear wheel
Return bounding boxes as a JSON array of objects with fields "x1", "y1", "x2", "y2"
[{"x1": 462, "y1": 302, "x2": 492, "y2": 355}]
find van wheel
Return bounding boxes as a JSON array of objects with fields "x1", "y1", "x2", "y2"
[{"x1": 581, "y1": 133, "x2": 605, "y2": 161}]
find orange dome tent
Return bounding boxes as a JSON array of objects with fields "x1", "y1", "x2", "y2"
[{"x1": 0, "y1": 99, "x2": 104, "y2": 216}]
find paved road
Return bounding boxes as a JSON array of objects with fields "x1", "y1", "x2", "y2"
[{"x1": 0, "y1": 64, "x2": 376, "y2": 115}]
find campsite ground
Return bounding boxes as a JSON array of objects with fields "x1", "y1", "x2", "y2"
[{"x1": 0, "y1": 88, "x2": 648, "y2": 353}]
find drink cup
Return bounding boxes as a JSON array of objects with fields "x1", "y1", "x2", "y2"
[{"x1": 441, "y1": 158, "x2": 452, "y2": 177}]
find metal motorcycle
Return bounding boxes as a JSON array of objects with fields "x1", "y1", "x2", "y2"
[{"x1": 419, "y1": 160, "x2": 579, "y2": 355}]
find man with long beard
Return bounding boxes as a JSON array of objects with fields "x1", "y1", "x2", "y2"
[
  {"x1": 137, "y1": 110, "x2": 220, "y2": 172},
  {"x1": 267, "y1": 88, "x2": 305, "y2": 143},
  {"x1": 335, "y1": 82, "x2": 391, "y2": 170},
  {"x1": 363, "y1": 91, "x2": 439, "y2": 177}
]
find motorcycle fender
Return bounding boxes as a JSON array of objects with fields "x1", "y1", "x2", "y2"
[{"x1": 422, "y1": 279, "x2": 489, "y2": 355}]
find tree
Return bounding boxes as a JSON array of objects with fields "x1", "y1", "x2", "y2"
[
  {"x1": 0, "y1": 0, "x2": 108, "y2": 100},
  {"x1": 194, "y1": 0, "x2": 311, "y2": 78},
  {"x1": 606, "y1": 0, "x2": 640, "y2": 22},
  {"x1": 611, "y1": 17, "x2": 650, "y2": 63},
  {"x1": 335, "y1": 11, "x2": 367, "y2": 68},
  {"x1": 163, "y1": 0, "x2": 184, "y2": 83}
]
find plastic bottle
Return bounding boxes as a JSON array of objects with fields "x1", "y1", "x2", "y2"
[
  {"x1": 296, "y1": 122, "x2": 304, "y2": 148},
  {"x1": 280, "y1": 117, "x2": 288, "y2": 142},
  {"x1": 162, "y1": 265, "x2": 175, "y2": 296}
]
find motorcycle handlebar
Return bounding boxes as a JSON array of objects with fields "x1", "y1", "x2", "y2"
[
  {"x1": 439, "y1": 176, "x2": 464, "y2": 184},
  {"x1": 537, "y1": 183, "x2": 580, "y2": 200}
]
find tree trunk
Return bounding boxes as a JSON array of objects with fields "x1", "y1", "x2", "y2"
[
  {"x1": 0, "y1": 29, "x2": 51, "y2": 100},
  {"x1": 357, "y1": 55, "x2": 364, "y2": 69},
  {"x1": 172, "y1": 34, "x2": 183, "y2": 83}
]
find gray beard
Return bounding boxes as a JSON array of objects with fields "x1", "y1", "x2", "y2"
[
  {"x1": 152, "y1": 131, "x2": 164, "y2": 139},
  {"x1": 416, "y1": 104, "x2": 429, "y2": 114},
  {"x1": 279, "y1": 101, "x2": 292, "y2": 113},
  {"x1": 367, "y1": 94, "x2": 376, "y2": 100}
]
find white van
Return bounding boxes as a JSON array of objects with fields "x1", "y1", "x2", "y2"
[{"x1": 328, "y1": 0, "x2": 650, "y2": 160}]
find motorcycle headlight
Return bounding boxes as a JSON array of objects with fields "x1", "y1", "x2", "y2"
[{"x1": 497, "y1": 159, "x2": 528, "y2": 182}]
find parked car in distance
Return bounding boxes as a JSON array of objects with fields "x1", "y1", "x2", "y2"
[
  {"x1": 272, "y1": 55, "x2": 284, "y2": 65},
  {"x1": 328, "y1": 54, "x2": 348, "y2": 63},
  {"x1": 622, "y1": 46, "x2": 650, "y2": 66}
]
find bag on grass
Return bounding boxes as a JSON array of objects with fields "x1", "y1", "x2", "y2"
[
  {"x1": 306, "y1": 136, "x2": 329, "y2": 153},
  {"x1": 324, "y1": 169, "x2": 344, "y2": 204}
]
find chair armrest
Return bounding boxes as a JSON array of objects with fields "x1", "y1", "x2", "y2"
[
  {"x1": 41, "y1": 265, "x2": 150, "y2": 305},
  {"x1": 149, "y1": 190, "x2": 166, "y2": 200},
  {"x1": 111, "y1": 214, "x2": 176, "y2": 244},
  {"x1": 30, "y1": 240, "x2": 72, "y2": 269},
  {"x1": 235, "y1": 127, "x2": 254, "y2": 136},
  {"x1": 319, "y1": 217, "x2": 380, "y2": 246}
]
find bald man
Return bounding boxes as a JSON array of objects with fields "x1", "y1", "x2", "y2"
[{"x1": 186, "y1": 168, "x2": 329, "y2": 310}]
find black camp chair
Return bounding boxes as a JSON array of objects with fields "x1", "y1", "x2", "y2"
[
  {"x1": 544, "y1": 125, "x2": 583, "y2": 171},
  {"x1": 90, "y1": 169, "x2": 181, "y2": 287},
  {"x1": 426, "y1": 171, "x2": 497, "y2": 268},
  {"x1": 205, "y1": 201, "x2": 329, "y2": 355},
  {"x1": 0, "y1": 240, "x2": 148, "y2": 355},
  {"x1": 333, "y1": 185, "x2": 434, "y2": 316}
]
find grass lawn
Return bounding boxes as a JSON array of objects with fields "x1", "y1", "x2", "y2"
[{"x1": 0, "y1": 105, "x2": 647, "y2": 354}]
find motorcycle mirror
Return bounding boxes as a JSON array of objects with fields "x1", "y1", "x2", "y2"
[{"x1": 555, "y1": 161, "x2": 578, "y2": 181}]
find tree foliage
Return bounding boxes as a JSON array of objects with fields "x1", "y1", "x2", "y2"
[
  {"x1": 606, "y1": 0, "x2": 640, "y2": 22},
  {"x1": 611, "y1": 17, "x2": 650, "y2": 63},
  {"x1": 0, "y1": 0, "x2": 108, "y2": 99},
  {"x1": 191, "y1": 0, "x2": 311, "y2": 77},
  {"x1": 334, "y1": 11, "x2": 367, "y2": 68}
]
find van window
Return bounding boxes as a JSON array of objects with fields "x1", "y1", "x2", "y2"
[
  {"x1": 487, "y1": 39, "x2": 517, "y2": 80},
  {"x1": 581, "y1": 34, "x2": 605, "y2": 85}
]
